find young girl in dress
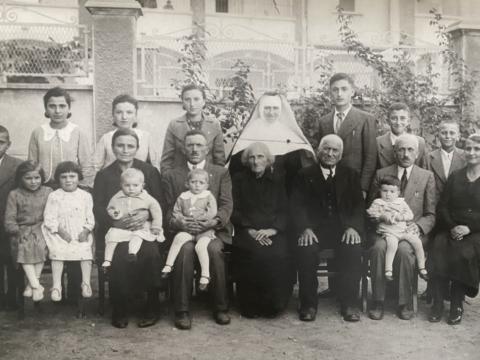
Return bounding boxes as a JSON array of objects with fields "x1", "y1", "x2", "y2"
[
  {"x1": 42, "y1": 161, "x2": 95, "y2": 302},
  {"x1": 4, "y1": 161, "x2": 52, "y2": 302},
  {"x1": 161, "y1": 169, "x2": 217, "y2": 290}
]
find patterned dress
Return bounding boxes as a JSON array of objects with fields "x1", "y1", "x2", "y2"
[
  {"x1": 42, "y1": 188, "x2": 95, "y2": 261},
  {"x1": 4, "y1": 186, "x2": 52, "y2": 264}
]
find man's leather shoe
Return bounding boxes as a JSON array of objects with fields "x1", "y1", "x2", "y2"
[
  {"x1": 341, "y1": 306, "x2": 360, "y2": 322},
  {"x1": 368, "y1": 301, "x2": 384, "y2": 320},
  {"x1": 299, "y1": 308, "x2": 317, "y2": 322},
  {"x1": 111, "y1": 317, "x2": 128, "y2": 329},
  {"x1": 447, "y1": 307, "x2": 463, "y2": 325},
  {"x1": 174, "y1": 311, "x2": 191, "y2": 330},
  {"x1": 428, "y1": 304, "x2": 444, "y2": 323},
  {"x1": 138, "y1": 313, "x2": 158, "y2": 328},
  {"x1": 214, "y1": 311, "x2": 231, "y2": 325},
  {"x1": 397, "y1": 305, "x2": 414, "y2": 320}
]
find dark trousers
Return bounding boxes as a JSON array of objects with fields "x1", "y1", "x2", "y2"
[
  {"x1": 109, "y1": 241, "x2": 162, "y2": 319},
  {"x1": 172, "y1": 238, "x2": 228, "y2": 313},
  {"x1": 370, "y1": 237, "x2": 416, "y2": 306},
  {"x1": 0, "y1": 257, "x2": 17, "y2": 309},
  {"x1": 431, "y1": 276, "x2": 465, "y2": 310},
  {"x1": 297, "y1": 241, "x2": 362, "y2": 310}
]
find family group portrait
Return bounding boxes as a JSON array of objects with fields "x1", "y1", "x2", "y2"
[{"x1": 1, "y1": 0, "x2": 480, "y2": 359}]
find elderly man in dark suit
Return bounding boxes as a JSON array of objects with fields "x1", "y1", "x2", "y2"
[
  {"x1": 291, "y1": 134, "x2": 365, "y2": 322},
  {"x1": 161, "y1": 129, "x2": 232, "y2": 330},
  {"x1": 0, "y1": 126, "x2": 22, "y2": 310},
  {"x1": 315, "y1": 73, "x2": 377, "y2": 197},
  {"x1": 426, "y1": 120, "x2": 466, "y2": 201},
  {"x1": 368, "y1": 134, "x2": 436, "y2": 320},
  {"x1": 376, "y1": 102, "x2": 427, "y2": 169}
]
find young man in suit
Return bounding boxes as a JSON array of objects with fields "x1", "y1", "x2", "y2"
[
  {"x1": 161, "y1": 129, "x2": 232, "y2": 330},
  {"x1": 291, "y1": 134, "x2": 365, "y2": 322},
  {"x1": 0, "y1": 125, "x2": 23, "y2": 310},
  {"x1": 368, "y1": 134, "x2": 436, "y2": 321},
  {"x1": 316, "y1": 73, "x2": 377, "y2": 198},
  {"x1": 426, "y1": 120, "x2": 466, "y2": 200},
  {"x1": 376, "y1": 102, "x2": 427, "y2": 169}
]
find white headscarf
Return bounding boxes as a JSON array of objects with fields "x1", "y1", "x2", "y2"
[{"x1": 230, "y1": 93, "x2": 315, "y2": 158}]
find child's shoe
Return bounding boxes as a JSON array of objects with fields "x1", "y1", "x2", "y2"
[
  {"x1": 81, "y1": 283, "x2": 92, "y2": 298},
  {"x1": 51, "y1": 287, "x2": 62, "y2": 302},
  {"x1": 23, "y1": 284, "x2": 33, "y2": 298},
  {"x1": 385, "y1": 270, "x2": 394, "y2": 281},
  {"x1": 161, "y1": 265, "x2": 172, "y2": 279},
  {"x1": 419, "y1": 268, "x2": 429, "y2": 281},
  {"x1": 198, "y1": 276, "x2": 210, "y2": 292},
  {"x1": 32, "y1": 285, "x2": 44, "y2": 302}
]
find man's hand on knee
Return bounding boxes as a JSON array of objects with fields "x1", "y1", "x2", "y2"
[
  {"x1": 298, "y1": 228, "x2": 318, "y2": 247},
  {"x1": 341, "y1": 228, "x2": 361, "y2": 245}
]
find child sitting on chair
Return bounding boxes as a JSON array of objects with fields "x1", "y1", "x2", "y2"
[
  {"x1": 161, "y1": 168, "x2": 217, "y2": 291},
  {"x1": 367, "y1": 176, "x2": 428, "y2": 281},
  {"x1": 103, "y1": 168, "x2": 164, "y2": 268}
]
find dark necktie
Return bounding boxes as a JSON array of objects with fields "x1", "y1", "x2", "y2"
[
  {"x1": 400, "y1": 168, "x2": 408, "y2": 196},
  {"x1": 335, "y1": 112, "x2": 344, "y2": 133}
]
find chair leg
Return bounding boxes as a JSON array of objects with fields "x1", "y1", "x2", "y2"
[
  {"x1": 16, "y1": 268, "x2": 25, "y2": 320},
  {"x1": 97, "y1": 266, "x2": 105, "y2": 316},
  {"x1": 413, "y1": 274, "x2": 418, "y2": 314}
]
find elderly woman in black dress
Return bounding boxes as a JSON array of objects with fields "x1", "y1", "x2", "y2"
[
  {"x1": 232, "y1": 142, "x2": 292, "y2": 318},
  {"x1": 93, "y1": 128, "x2": 163, "y2": 328},
  {"x1": 429, "y1": 133, "x2": 480, "y2": 325}
]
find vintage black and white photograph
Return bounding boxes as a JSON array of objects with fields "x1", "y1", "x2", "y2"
[{"x1": 1, "y1": 0, "x2": 480, "y2": 359}]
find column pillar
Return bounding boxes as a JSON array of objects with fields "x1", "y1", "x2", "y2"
[
  {"x1": 448, "y1": 22, "x2": 480, "y2": 125},
  {"x1": 84, "y1": 0, "x2": 142, "y2": 140}
]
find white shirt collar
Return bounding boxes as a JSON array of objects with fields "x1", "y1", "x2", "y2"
[
  {"x1": 320, "y1": 165, "x2": 336, "y2": 179},
  {"x1": 187, "y1": 160, "x2": 206, "y2": 170},
  {"x1": 334, "y1": 105, "x2": 352, "y2": 119},
  {"x1": 41, "y1": 122, "x2": 77, "y2": 142},
  {"x1": 440, "y1": 148, "x2": 453, "y2": 160},
  {"x1": 0, "y1": 155, "x2": 4, "y2": 167},
  {"x1": 397, "y1": 165, "x2": 414, "y2": 180},
  {"x1": 180, "y1": 189, "x2": 211, "y2": 200},
  {"x1": 390, "y1": 132, "x2": 400, "y2": 146}
]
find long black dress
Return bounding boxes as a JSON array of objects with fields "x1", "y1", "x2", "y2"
[
  {"x1": 232, "y1": 167, "x2": 292, "y2": 317},
  {"x1": 432, "y1": 168, "x2": 480, "y2": 297},
  {"x1": 92, "y1": 159, "x2": 164, "y2": 320}
]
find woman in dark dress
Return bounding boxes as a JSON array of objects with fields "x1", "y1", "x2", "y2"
[
  {"x1": 429, "y1": 133, "x2": 480, "y2": 325},
  {"x1": 232, "y1": 142, "x2": 292, "y2": 318},
  {"x1": 93, "y1": 128, "x2": 163, "y2": 328}
]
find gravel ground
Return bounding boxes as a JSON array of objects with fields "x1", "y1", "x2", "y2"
[{"x1": 1, "y1": 271, "x2": 480, "y2": 360}]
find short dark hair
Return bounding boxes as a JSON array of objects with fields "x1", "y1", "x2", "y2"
[
  {"x1": 112, "y1": 94, "x2": 138, "y2": 128},
  {"x1": 43, "y1": 87, "x2": 72, "y2": 109},
  {"x1": 15, "y1": 160, "x2": 45, "y2": 189},
  {"x1": 329, "y1": 73, "x2": 355, "y2": 87},
  {"x1": 379, "y1": 175, "x2": 401, "y2": 188},
  {"x1": 184, "y1": 129, "x2": 207, "y2": 142},
  {"x1": 111, "y1": 128, "x2": 140, "y2": 149},
  {"x1": 180, "y1": 84, "x2": 206, "y2": 100},
  {"x1": 54, "y1": 161, "x2": 83, "y2": 183},
  {"x1": 0, "y1": 125, "x2": 10, "y2": 140},
  {"x1": 388, "y1": 102, "x2": 410, "y2": 115}
]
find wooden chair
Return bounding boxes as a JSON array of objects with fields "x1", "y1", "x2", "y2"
[{"x1": 317, "y1": 248, "x2": 370, "y2": 312}]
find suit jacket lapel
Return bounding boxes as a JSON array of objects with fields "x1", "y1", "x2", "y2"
[
  {"x1": 378, "y1": 134, "x2": 393, "y2": 165},
  {"x1": 337, "y1": 107, "x2": 359, "y2": 139},
  {"x1": 450, "y1": 148, "x2": 465, "y2": 175},
  {"x1": 334, "y1": 167, "x2": 345, "y2": 206},
  {"x1": 403, "y1": 165, "x2": 420, "y2": 203},
  {"x1": 0, "y1": 155, "x2": 16, "y2": 188},
  {"x1": 323, "y1": 112, "x2": 335, "y2": 134},
  {"x1": 430, "y1": 150, "x2": 446, "y2": 182}
]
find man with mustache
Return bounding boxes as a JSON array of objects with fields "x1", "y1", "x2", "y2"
[
  {"x1": 161, "y1": 129, "x2": 232, "y2": 330},
  {"x1": 368, "y1": 134, "x2": 436, "y2": 320},
  {"x1": 291, "y1": 134, "x2": 365, "y2": 322}
]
